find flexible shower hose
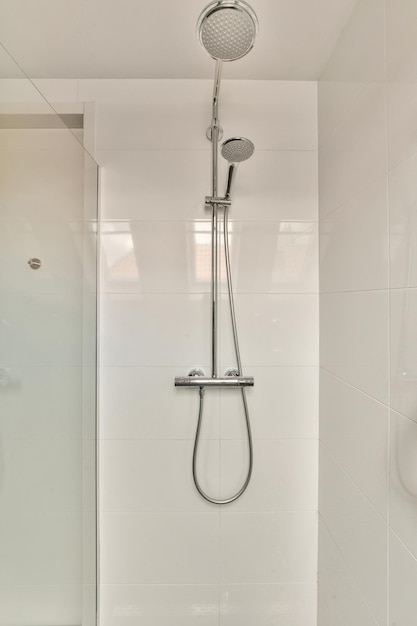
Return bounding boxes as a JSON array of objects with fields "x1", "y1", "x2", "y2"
[{"x1": 192, "y1": 206, "x2": 253, "y2": 504}]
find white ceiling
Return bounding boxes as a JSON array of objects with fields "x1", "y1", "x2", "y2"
[{"x1": 0, "y1": 0, "x2": 357, "y2": 80}]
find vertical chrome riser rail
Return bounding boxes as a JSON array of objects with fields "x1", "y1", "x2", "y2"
[{"x1": 174, "y1": 0, "x2": 259, "y2": 504}]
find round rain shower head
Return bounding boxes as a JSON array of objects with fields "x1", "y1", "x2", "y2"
[
  {"x1": 221, "y1": 137, "x2": 255, "y2": 163},
  {"x1": 197, "y1": 0, "x2": 258, "y2": 62}
]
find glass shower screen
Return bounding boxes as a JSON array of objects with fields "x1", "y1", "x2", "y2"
[{"x1": 0, "y1": 43, "x2": 98, "y2": 626}]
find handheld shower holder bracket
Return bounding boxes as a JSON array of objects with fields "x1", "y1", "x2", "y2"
[{"x1": 206, "y1": 125, "x2": 223, "y2": 142}]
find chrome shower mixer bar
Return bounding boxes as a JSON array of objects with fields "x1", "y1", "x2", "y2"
[{"x1": 174, "y1": 0, "x2": 258, "y2": 505}]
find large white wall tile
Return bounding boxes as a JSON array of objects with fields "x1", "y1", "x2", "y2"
[
  {"x1": 219, "y1": 366, "x2": 318, "y2": 440},
  {"x1": 101, "y1": 220, "x2": 211, "y2": 294},
  {"x1": 318, "y1": 518, "x2": 379, "y2": 626},
  {"x1": 320, "y1": 290, "x2": 389, "y2": 403},
  {"x1": 319, "y1": 446, "x2": 387, "y2": 625},
  {"x1": 318, "y1": 83, "x2": 387, "y2": 218},
  {"x1": 97, "y1": 149, "x2": 318, "y2": 222},
  {"x1": 219, "y1": 440, "x2": 318, "y2": 512},
  {"x1": 220, "y1": 512, "x2": 317, "y2": 584},
  {"x1": 100, "y1": 440, "x2": 219, "y2": 512},
  {"x1": 100, "y1": 584, "x2": 219, "y2": 626},
  {"x1": 389, "y1": 152, "x2": 417, "y2": 289},
  {"x1": 101, "y1": 220, "x2": 318, "y2": 296},
  {"x1": 97, "y1": 149, "x2": 211, "y2": 221},
  {"x1": 387, "y1": 81, "x2": 417, "y2": 172},
  {"x1": 319, "y1": 177, "x2": 388, "y2": 293},
  {"x1": 386, "y1": 4, "x2": 417, "y2": 170},
  {"x1": 220, "y1": 583, "x2": 317, "y2": 626},
  {"x1": 220, "y1": 294, "x2": 318, "y2": 367},
  {"x1": 390, "y1": 288, "x2": 417, "y2": 423},
  {"x1": 100, "y1": 293, "x2": 211, "y2": 367},
  {"x1": 389, "y1": 531, "x2": 417, "y2": 626},
  {"x1": 222, "y1": 221, "x2": 318, "y2": 294},
  {"x1": 101, "y1": 513, "x2": 219, "y2": 584},
  {"x1": 318, "y1": 81, "x2": 367, "y2": 148},
  {"x1": 390, "y1": 411, "x2": 417, "y2": 559},
  {"x1": 99, "y1": 366, "x2": 219, "y2": 440},
  {"x1": 227, "y1": 151, "x2": 318, "y2": 222},
  {"x1": 320, "y1": 369, "x2": 389, "y2": 517},
  {"x1": 226, "y1": 367, "x2": 317, "y2": 439}
]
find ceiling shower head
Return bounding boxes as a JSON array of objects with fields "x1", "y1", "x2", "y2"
[
  {"x1": 221, "y1": 137, "x2": 255, "y2": 163},
  {"x1": 197, "y1": 0, "x2": 258, "y2": 62}
]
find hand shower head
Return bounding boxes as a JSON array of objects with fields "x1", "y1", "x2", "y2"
[
  {"x1": 197, "y1": 0, "x2": 258, "y2": 62},
  {"x1": 220, "y1": 137, "x2": 255, "y2": 200},
  {"x1": 221, "y1": 137, "x2": 255, "y2": 163}
]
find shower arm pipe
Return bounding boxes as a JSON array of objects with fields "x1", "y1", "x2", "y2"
[
  {"x1": 211, "y1": 59, "x2": 223, "y2": 132},
  {"x1": 210, "y1": 59, "x2": 223, "y2": 379}
]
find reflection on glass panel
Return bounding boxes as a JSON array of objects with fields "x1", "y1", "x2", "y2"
[{"x1": 101, "y1": 222, "x2": 139, "y2": 282}]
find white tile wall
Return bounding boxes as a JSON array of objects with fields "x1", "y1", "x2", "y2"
[
  {"x1": 389, "y1": 531, "x2": 417, "y2": 626},
  {"x1": 219, "y1": 366, "x2": 318, "y2": 440},
  {"x1": 220, "y1": 512, "x2": 317, "y2": 584},
  {"x1": 319, "y1": 1, "x2": 417, "y2": 624},
  {"x1": 99, "y1": 149, "x2": 318, "y2": 223},
  {"x1": 319, "y1": 447, "x2": 387, "y2": 625},
  {"x1": 390, "y1": 288, "x2": 417, "y2": 423},
  {"x1": 219, "y1": 439, "x2": 318, "y2": 511},
  {"x1": 220, "y1": 583, "x2": 317, "y2": 626},
  {"x1": 220, "y1": 293, "x2": 318, "y2": 367},
  {"x1": 319, "y1": 177, "x2": 388, "y2": 293},
  {"x1": 95, "y1": 79, "x2": 319, "y2": 625},
  {"x1": 389, "y1": 152, "x2": 417, "y2": 289},
  {"x1": 318, "y1": 519, "x2": 379, "y2": 626},
  {"x1": 320, "y1": 370, "x2": 389, "y2": 517},
  {"x1": 389, "y1": 411, "x2": 417, "y2": 559},
  {"x1": 318, "y1": 82, "x2": 387, "y2": 219},
  {"x1": 100, "y1": 293, "x2": 212, "y2": 367},
  {"x1": 320, "y1": 290, "x2": 389, "y2": 403},
  {"x1": 101, "y1": 513, "x2": 219, "y2": 584},
  {"x1": 100, "y1": 366, "x2": 220, "y2": 440},
  {"x1": 101, "y1": 439, "x2": 221, "y2": 512},
  {"x1": 386, "y1": 10, "x2": 417, "y2": 171},
  {"x1": 100, "y1": 585, "x2": 219, "y2": 626}
]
